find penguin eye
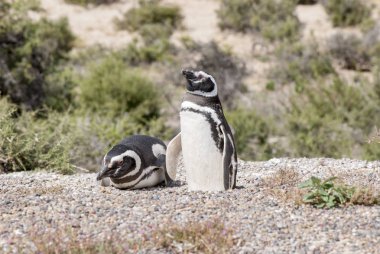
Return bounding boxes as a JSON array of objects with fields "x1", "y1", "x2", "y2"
[{"x1": 117, "y1": 160, "x2": 123, "y2": 166}]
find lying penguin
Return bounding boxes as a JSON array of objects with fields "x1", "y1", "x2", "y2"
[
  {"x1": 166, "y1": 69, "x2": 238, "y2": 191},
  {"x1": 97, "y1": 135, "x2": 171, "y2": 189}
]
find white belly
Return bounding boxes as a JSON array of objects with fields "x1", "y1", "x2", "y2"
[{"x1": 180, "y1": 111, "x2": 225, "y2": 191}]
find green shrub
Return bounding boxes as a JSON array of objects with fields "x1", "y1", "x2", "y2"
[
  {"x1": 115, "y1": 0, "x2": 181, "y2": 64},
  {"x1": 322, "y1": 0, "x2": 371, "y2": 27},
  {"x1": 226, "y1": 108, "x2": 275, "y2": 160},
  {"x1": 363, "y1": 70, "x2": 380, "y2": 160},
  {"x1": 270, "y1": 42, "x2": 335, "y2": 90},
  {"x1": 76, "y1": 56, "x2": 160, "y2": 122},
  {"x1": 328, "y1": 33, "x2": 372, "y2": 71},
  {"x1": 64, "y1": 0, "x2": 119, "y2": 6},
  {"x1": 287, "y1": 78, "x2": 380, "y2": 157},
  {"x1": 0, "y1": 98, "x2": 74, "y2": 174},
  {"x1": 121, "y1": 39, "x2": 174, "y2": 64},
  {"x1": 299, "y1": 176, "x2": 379, "y2": 208},
  {"x1": 217, "y1": 0, "x2": 300, "y2": 41},
  {"x1": 44, "y1": 67, "x2": 77, "y2": 112},
  {"x1": 115, "y1": 0, "x2": 182, "y2": 34},
  {"x1": 298, "y1": 176, "x2": 355, "y2": 208},
  {"x1": 0, "y1": 1, "x2": 74, "y2": 109}
]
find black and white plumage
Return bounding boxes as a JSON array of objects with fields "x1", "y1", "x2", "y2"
[
  {"x1": 97, "y1": 135, "x2": 170, "y2": 189},
  {"x1": 166, "y1": 70, "x2": 238, "y2": 191}
]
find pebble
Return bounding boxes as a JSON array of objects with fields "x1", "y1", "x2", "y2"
[{"x1": 0, "y1": 158, "x2": 379, "y2": 253}]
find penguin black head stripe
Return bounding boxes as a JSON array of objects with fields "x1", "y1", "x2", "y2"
[
  {"x1": 97, "y1": 145, "x2": 137, "y2": 180},
  {"x1": 182, "y1": 69, "x2": 218, "y2": 97},
  {"x1": 97, "y1": 135, "x2": 172, "y2": 189}
]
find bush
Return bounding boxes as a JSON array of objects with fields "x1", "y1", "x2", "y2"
[
  {"x1": 121, "y1": 39, "x2": 174, "y2": 64},
  {"x1": 226, "y1": 108, "x2": 276, "y2": 160},
  {"x1": 270, "y1": 42, "x2": 335, "y2": 90},
  {"x1": 76, "y1": 55, "x2": 160, "y2": 122},
  {"x1": 0, "y1": 98, "x2": 74, "y2": 174},
  {"x1": 0, "y1": 1, "x2": 74, "y2": 110},
  {"x1": 322, "y1": 0, "x2": 371, "y2": 27},
  {"x1": 115, "y1": 0, "x2": 182, "y2": 36},
  {"x1": 217, "y1": 0, "x2": 300, "y2": 41},
  {"x1": 327, "y1": 33, "x2": 372, "y2": 71},
  {"x1": 115, "y1": 0, "x2": 181, "y2": 64},
  {"x1": 64, "y1": 0, "x2": 119, "y2": 6},
  {"x1": 287, "y1": 78, "x2": 380, "y2": 157}
]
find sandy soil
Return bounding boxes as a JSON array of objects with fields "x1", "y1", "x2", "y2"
[{"x1": 39, "y1": 0, "x2": 135, "y2": 48}]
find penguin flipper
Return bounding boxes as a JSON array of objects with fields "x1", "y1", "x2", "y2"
[
  {"x1": 220, "y1": 125, "x2": 237, "y2": 189},
  {"x1": 165, "y1": 132, "x2": 182, "y2": 182},
  {"x1": 155, "y1": 154, "x2": 173, "y2": 187}
]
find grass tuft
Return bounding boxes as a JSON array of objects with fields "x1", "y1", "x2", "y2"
[
  {"x1": 260, "y1": 168, "x2": 305, "y2": 204},
  {"x1": 152, "y1": 219, "x2": 237, "y2": 253}
]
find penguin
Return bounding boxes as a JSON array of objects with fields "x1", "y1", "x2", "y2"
[
  {"x1": 166, "y1": 69, "x2": 238, "y2": 191},
  {"x1": 96, "y1": 135, "x2": 171, "y2": 189}
]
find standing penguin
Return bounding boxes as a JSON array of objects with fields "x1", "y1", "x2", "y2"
[
  {"x1": 97, "y1": 135, "x2": 171, "y2": 189},
  {"x1": 166, "y1": 70, "x2": 238, "y2": 191}
]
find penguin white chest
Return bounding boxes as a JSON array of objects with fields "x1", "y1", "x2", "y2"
[{"x1": 180, "y1": 110, "x2": 224, "y2": 191}]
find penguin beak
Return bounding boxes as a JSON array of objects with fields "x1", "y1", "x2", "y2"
[
  {"x1": 182, "y1": 69, "x2": 197, "y2": 80},
  {"x1": 97, "y1": 166, "x2": 111, "y2": 181}
]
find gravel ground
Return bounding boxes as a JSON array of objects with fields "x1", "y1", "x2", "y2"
[{"x1": 1, "y1": 158, "x2": 380, "y2": 253}]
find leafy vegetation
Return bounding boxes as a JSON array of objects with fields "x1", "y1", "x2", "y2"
[
  {"x1": 217, "y1": 0, "x2": 300, "y2": 41},
  {"x1": 270, "y1": 42, "x2": 335, "y2": 90},
  {"x1": 0, "y1": 98, "x2": 74, "y2": 174},
  {"x1": 299, "y1": 176, "x2": 354, "y2": 208},
  {"x1": 322, "y1": 0, "x2": 371, "y2": 27},
  {"x1": 286, "y1": 77, "x2": 380, "y2": 158},
  {"x1": 226, "y1": 108, "x2": 275, "y2": 160},
  {"x1": 299, "y1": 176, "x2": 379, "y2": 208},
  {"x1": 328, "y1": 33, "x2": 372, "y2": 71},
  {"x1": 115, "y1": 0, "x2": 182, "y2": 34},
  {"x1": 115, "y1": 0, "x2": 181, "y2": 64},
  {"x1": 0, "y1": 2, "x2": 172, "y2": 173},
  {"x1": 0, "y1": 1, "x2": 74, "y2": 110},
  {"x1": 76, "y1": 56, "x2": 160, "y2": 121}
]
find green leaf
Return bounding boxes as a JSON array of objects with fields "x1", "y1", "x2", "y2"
[
  {"x1": 311, "y1": 176, "x2": 321, "y2": 186},
  {"x1": 322, "y1": 182, "x2": 334, "y2": 189},
  {"x1": 303, "y1": 193, "x2": 316, "y2": 202},
  {"x1": 318, "y1": 189, "x2": 329, "y2": 196},
  {"x1": 327, "y1": 201, "x2": 335, "y2": 208},
  {"x1": 298, "y1": 179, "x2": 314, "y2": 188},
  {"x1": 321, "y1": 195, "x2": 329, "y2": 202},
  {"x1": 316, "y1": 203, "x2": 325, "y2": 208}
]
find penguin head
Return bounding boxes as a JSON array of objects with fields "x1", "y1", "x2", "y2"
[
  {"x1": 182, "y1": 69, "x2": 218, "y2": 97},
  {"x1": 96, "y1": 145, "x2": 138, "y2": 180}
]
